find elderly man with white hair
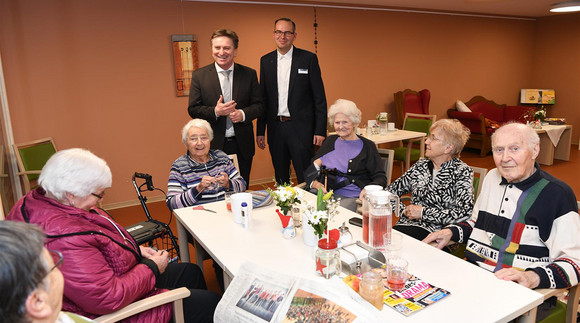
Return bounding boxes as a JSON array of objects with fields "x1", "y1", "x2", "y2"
[{"x1": 424, "y1": 122, "x2": 580, "y2": 294}]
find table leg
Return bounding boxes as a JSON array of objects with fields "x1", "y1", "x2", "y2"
[
  {"x1": 223, "y1": 271, "x2": 233, "y2": 290},
  {"x1": 537, "y1": 133, "x2": 555, "y2": 166},
  {"x1": 176, "y1": 217, "x2": 190, "y2": 263},
  {"x1": 518, "y1": 306, "x2": 538, "y2": 323}
]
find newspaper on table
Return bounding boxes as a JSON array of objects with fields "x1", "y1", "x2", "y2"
[
  {"x1": 382, "y1": 272, "x2": 451, "y2": 316},
  {"x1": 214, "y1": 262, "x2": 381, "y2": 323}
]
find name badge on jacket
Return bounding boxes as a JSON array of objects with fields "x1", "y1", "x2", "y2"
[{"x1": 298, "y1": 69, "x2": 308, "y2": 74}]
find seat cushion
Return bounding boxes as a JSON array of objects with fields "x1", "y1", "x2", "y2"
[{"x1": 393, "y1": 147, "x2": 421, "y2": 162}]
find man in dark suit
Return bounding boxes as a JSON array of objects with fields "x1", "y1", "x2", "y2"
[
  {"x1": 188, "y1": 29, "x2": 262, "y2": 184},
  {"x1": 257, "y1": 18, "x2": 327, "y2": 185}
]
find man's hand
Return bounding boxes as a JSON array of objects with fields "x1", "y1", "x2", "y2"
[
  {"x1": 403, "y1": 204, "x2": 423, "y2": 220},
  {"x1": 229, "y1": 110, "x2": 243, "y2": 123},
  {"x1": 256, "y1": 136, "x2": 266, "y2": 150},
  {"x1": 214, "y1": 95, "x2": 237, "y2": 117},
  {"x1": 313, "y1": 135, "x2": 325, "y2": 146},
  {"x1": 494, "y1": 268, "x2": 540, "y2": 289},
  {"x1": 422, "y1": 229, "x2": 453, "y2": 250}
]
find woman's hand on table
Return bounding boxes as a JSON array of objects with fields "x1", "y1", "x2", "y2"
[{"x1": 423, "y1": 229, "x2": 452, "y2": 250}]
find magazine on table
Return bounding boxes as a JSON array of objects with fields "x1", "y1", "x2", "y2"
[
  {"x1": 382, "y1": 272, "x2": 451, "y2": 316},
  {"x1": 213, "y1": 262, "x2": 381, "y2": 323}
]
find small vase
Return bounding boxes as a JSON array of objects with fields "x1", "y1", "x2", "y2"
[
  {"x1": 276, "y1": 209, "x2": 295, "y2": 239},
  {"x1": 302, "y1": 217, "x2": 318, "y2": 247}
]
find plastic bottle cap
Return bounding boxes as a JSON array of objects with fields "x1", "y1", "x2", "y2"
[
  {"x1": 241, "y1": 202, "x2": 247, "y2": 207},
  {"x1": 369, "y1": 190, "x2": 389, "y2": 204}
]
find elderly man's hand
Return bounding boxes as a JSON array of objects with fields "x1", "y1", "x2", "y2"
[
  {"x1": 313, "y1": 135, "x2": 325, "y2": 146},
  {"x1": 422, "y1": 229, "x2": 453, "y2": 250},
  {"x1": 494, "y1": 268, "x2": 540, "y2": 289},
  {"x1": 310, "y1": 180, "x2": 327, "y2": 193},
  {"x1": 403, "y1": 204, "x2": 423, "y2": 220}
]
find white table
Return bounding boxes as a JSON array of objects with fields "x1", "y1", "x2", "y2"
[
  {"x1": 174, "y1": 190, "x2": 544, "y2": 322},
  {"x1": 535, "y1": 124, "x2": 573, "y2": 166},
  {"x1": 332, "y1": 129, "x2": 427, "y2": 170}
]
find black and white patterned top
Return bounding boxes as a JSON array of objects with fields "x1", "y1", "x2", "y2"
[{"x1": 387, "y1": 158, "x2": 474, "y2": 233}]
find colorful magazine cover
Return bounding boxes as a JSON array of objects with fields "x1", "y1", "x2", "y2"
[{"x1": 382, "y1": 272, "x2": 451, "y2": 316}]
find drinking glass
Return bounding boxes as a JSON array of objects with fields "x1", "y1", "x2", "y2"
[
  {"x1": 225, "y1": 191, "x2": 234, "y2": 211},
  {"x1": 386, "y1": 257, "x2": 408, "y2": 292},
  {"x1": 383, "y1": 231, "x2": 403, "y2": 257}
]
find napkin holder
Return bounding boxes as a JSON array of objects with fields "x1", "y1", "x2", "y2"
[{"x1": 339, "y1": 241, "x2": 386, "y2": 276}]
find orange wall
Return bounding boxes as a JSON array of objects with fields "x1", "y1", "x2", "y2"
[{"x1": 1, "y1": 0, "x2": 578, "y2": 205}]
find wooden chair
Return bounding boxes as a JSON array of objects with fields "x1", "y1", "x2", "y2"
[
  {"x1": 94, "y1": 287, "x2": 190, "y2": 323},
  {"x1": 471, "y1": 166, "x2": 488, "y2": 201},
  {"x1": 394, "y1": 89, "x2": 431, "y2": 128},
  {"x1": 13, "y1": 138, "x2": 57, "y2": 194},
  {"x1": 377, "y1": 148, "x2": 395, "y2": 186},
  {"x1": 227, "y1": 154, "x2": 239, "y2": 173},
  {"x1": 393, "y1": 113, "x2": 436, "y2": 173},
  {"x1": 533, "y1": 285, "x2": 579, "y2": 323}
]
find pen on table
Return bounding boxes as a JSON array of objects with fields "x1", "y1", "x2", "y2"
[{"x1": 203, "y1": 208, "x2": 217, "y2": 213}]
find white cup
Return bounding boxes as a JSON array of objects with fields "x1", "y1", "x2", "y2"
[
  {"x1": 367, "y1": 120, "x2": 377, "y2": 128},
  {"x1": 388, "y1": 122, "x2": 395, "y2": 131},
  {"x1": 230, "y1": 193, "x2": 253, "y2": 224}
]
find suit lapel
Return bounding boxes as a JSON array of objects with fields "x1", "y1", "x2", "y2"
[
  {"x1": 209, "y1": 64, "x2": 224, "y2": 99},
  {"x1": 289, "y1": 47, "x2": 299, "y2": 96},
  {"x1": 232, "y1": 63, "x2": 240, "y2": 101}
]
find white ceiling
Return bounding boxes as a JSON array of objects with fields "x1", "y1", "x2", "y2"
[{"x1": 220, "y1": 0, "x2": 574, "y2": 18}]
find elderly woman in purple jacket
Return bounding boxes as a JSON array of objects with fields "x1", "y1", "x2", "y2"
[
  {"x1": 7, "y1": 148, "x2": 219, "y2": 323},
  {"x1": 305, "y1": 99, "x2": 387, "y2": 211}
]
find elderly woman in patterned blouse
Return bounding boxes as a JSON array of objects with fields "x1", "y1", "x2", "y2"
[
  {"x1": 387, "y1": 118, "x2": 473, "y2": 242},
  {"x1": 167, "y1": 119, "x2": 246, "y2": 210}
]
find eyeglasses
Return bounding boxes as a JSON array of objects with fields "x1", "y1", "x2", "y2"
[
  {"x1": 48, "y1": 250, "x2": 63, "y2": 273},
  {"x1": 188, "y1": 136, "x2": 210, "y2": 142},
  {"x1": 91, "y1": 192, "x2": 105, "y2": 200},
  {"x1": 274, "y1": 30, "x2": 294, "y2": 37}
]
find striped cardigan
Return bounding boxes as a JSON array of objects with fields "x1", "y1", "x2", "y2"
[
  {"x1": 166, "y1": 150, "x2": 246, "y2": 210},
  {"x1": 448, "y1": 164, "x2": 580, "y2": 289}
]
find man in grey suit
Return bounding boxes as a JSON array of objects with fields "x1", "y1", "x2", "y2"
[
  {"x1": 257, "y1": 18, "x2": 327, "y2": 185},
  {"x1": 188, "y1": 29, "x2": 262, "y2": 184}
]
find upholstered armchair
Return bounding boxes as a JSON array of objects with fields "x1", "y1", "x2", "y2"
[{"x1": 394, "y1": 89, "x2": 431, "y2": 128}]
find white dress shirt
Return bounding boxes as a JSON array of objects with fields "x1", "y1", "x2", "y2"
[{"x1": 277, "y1": 46, "x2": 293, "y2": 117}]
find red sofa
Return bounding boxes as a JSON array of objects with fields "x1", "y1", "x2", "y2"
[{"x1": 447, "y1": 96, "x2": 535, "y2": 156}]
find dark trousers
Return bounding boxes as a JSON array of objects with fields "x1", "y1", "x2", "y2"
[
  {"x1": 156, "y1": 262, "x2": 221, "y2": 323},
  {"x1": 269, "y1": 121, "x2": 313, "y2": 185},
  {"x1": 223, "y1": 136, "x2": 252, "y2": 185}
]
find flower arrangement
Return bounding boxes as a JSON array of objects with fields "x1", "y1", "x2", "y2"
[
  {"x1": 303, "y1": 189, "x2": 341, "y2": 239},
  {"x1": 267, "y1": 183, "x2": 303, "y2": 216},
  {"x1": 534, "y1": 106, "x2": 546, "y2": 121}
]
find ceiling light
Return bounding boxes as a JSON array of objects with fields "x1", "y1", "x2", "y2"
[{"x1": 550, "y1": 1, "x2": 580, "y2": 12}]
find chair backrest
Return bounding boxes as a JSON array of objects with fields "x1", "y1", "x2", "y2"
[
  {"x1": 13, "y1": 138, "x2": 57, "y2": 193},
  {"x1": 377, "y1": 148, "x2": 394, "y2": 185},
  {"x1": 227, "y1": 154, "x2": 240, "y2": 173},
  {"x1": 402, "y1": 113, "x2": 436, "y2": 138},
  {"x1": 470, "y1": 166, "x2": 488, "y2": 201},
  {"x1": 394, "y1": 89, "x2": 431, "y2": 127}
]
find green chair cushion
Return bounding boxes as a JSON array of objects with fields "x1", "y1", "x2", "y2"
[{"x1": 393, "y1": 147, "x2": 421, "y2": 162}]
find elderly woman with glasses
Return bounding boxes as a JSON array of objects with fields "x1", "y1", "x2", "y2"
[
  {"x1": 304, "y1": 99, "x2": 387, "y2": 211},
  {"x1": 167, "y1": 118, "x2": 246, "y2": 210},
  {"x1": 387, "y1": 118, "x2": 474, "y2": 242},
  {"x1": 7, "y1": 148, "x2": 220, "y2": 323}
]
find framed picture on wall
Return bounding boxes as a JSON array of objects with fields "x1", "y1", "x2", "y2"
[{"x1": 172, "y1": 35, "x2": 199, "y2": 97}]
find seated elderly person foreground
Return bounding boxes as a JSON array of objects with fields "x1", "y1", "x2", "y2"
[
  {"x1": 386, "y1": 118, "x2": 473, "y2": 242},
  {"x1": 304, "y1": 99, "x2": 387, "y2": 211},
  {"x1": 7, "y1": 148, "x2": 220, "y2": 323},
  {"x1": 0, "y1": 221, "x2": 94, "y2": 323},
  {"x1": 167, "y1": 118, "x2": 246, "y2": 210},
  {"x1": 424, "y1": 123, "x2": 580, "y2": 319}
]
